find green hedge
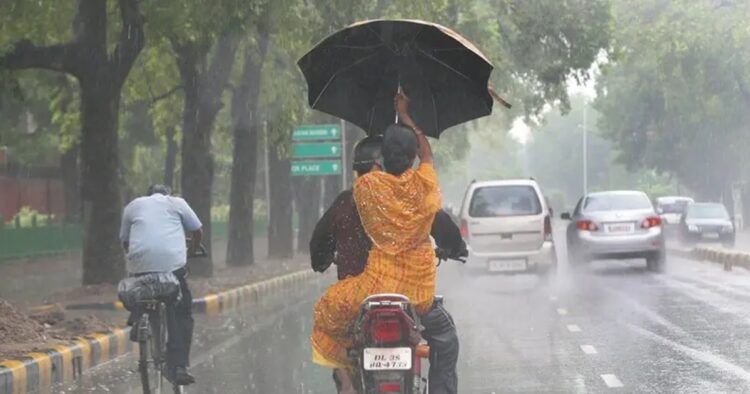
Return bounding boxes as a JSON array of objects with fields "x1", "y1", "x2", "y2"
[{"x1": 0, "y1": 219, "x2": 267, "y2": 262}]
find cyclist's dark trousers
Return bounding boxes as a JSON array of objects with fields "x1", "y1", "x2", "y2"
[
  {"x1": 421, "y1": 303, "x2": 459, "y2": 394},
  {"x1": 167, "y1": 267, "x2": 193, "y2": 368}
]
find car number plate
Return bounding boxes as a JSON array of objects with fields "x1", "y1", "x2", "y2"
[
  {"x1": 605, "y1": 223, "x2": 635, "y2": 234},
  {"x1": 488, "y1": 259, "x2": 527, "y2": 272},
  {"x1": 363, "y1": 347, "x2": 412, "y2": 371},
  {"x1": 703, "y1": 233, "x2": 720, "y2": 239}
]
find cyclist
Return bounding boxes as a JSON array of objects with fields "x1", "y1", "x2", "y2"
[{"x1": 119, "y1": 184, "x2": 202, "y2": 386}]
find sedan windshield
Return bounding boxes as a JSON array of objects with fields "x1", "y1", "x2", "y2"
[
  {"x1": 686, "y1": 204, "x2": 729, "y2": 219},
  {"x1": 583, "y1": 193, "x2": 652, "y2": 212}
]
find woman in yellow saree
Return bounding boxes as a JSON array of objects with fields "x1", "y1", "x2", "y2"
[{"x1": 311, "y1": 93, "x2": 440, "y2": 393}]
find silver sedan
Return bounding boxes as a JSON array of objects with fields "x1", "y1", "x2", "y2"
[{"x1": 562, "y1": 191, "x2": 666, "y2": 272}]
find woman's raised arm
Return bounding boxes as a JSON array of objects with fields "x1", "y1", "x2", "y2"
[{"x1": 395, "y1": 92, "x2": 433, "y2": 165}]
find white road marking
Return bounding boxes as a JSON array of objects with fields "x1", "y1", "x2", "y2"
[
  {"x1": 580, "y1": 345, "x2": 598, "y2": 354},
  {"x1": 628, "y1": 324, "x2": 750, "y2": 382},
  {"x1": 600, "y1": 374, "x2": 624, "y2": 388},
  {"x1": 557, "y1": 308, "x2": 568, "y2": 315},
  {"x1": 567, "y1": 324, "x2": 582, "y2": 332}
]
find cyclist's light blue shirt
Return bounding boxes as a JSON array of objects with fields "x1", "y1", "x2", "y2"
[{"x1": 119, "y1": 194, "x2": 202, "y2": 274}]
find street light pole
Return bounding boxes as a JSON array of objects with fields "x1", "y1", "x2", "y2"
[{"x1": 583, "y1": 100, "x2": 588, "y2": 196}]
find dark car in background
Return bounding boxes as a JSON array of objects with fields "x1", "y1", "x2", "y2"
[{"x1": 679, "y1": 203, "x2": 735, "y2": 248}]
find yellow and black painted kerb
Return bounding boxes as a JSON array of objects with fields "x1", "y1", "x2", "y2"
[
  {"x1": 0, "y1": 328, "x2": 131, "y2": 394},
  {"x1": 0, "y1": 269, "x2": 321, "y2": 394},
  {"x1": 193, "y1": 270, "x2": 317, "y2": 315}
]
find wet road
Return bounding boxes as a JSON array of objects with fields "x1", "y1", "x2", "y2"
[{"x1": 61, "y1": 246, "x2": 750, "y2": 393}]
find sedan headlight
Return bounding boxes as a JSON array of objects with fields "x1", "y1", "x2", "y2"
[
  {"x1": 688, "y1": 224, "x2": 699, "y2": 232},
  {"x1": 722, "y1": 225, "x2": 734, "y2": 233}
]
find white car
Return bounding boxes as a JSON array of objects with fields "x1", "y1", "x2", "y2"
[
  {"x1": 458, "y1": 179, "x2": 557, "y2": 276},
  {"x1": 655, "y1": 196, "x2": 694, "y2": 237}
]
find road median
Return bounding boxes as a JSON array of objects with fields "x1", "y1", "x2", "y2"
[
  {"x1": 668, "y1": 246, "x2": 750, "y2": 271},
  {"x1": 0, "y1": 269, "x2": 326, "y2": 394}
]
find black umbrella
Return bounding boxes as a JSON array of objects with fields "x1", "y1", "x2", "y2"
[{"x1": 298, "y1": 19, "x2": 506, "y2": 138}]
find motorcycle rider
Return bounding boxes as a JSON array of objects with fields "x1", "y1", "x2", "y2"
[
  {"x1": 119, "y1": 184, "x2": 201, "y2": 386},
  {"x1": 310, "y1": 96, "x2": 463, "y2": 394}
]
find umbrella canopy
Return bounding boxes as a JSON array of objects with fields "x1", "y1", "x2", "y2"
[{"x1": 298, "y1": 19, "x2": 495, "y2": 138}]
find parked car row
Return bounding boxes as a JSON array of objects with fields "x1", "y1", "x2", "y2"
[{"x1": 457, "y1": 177, "x2": 736, "y2": 276}]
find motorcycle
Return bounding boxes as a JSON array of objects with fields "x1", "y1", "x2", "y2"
[{"x1": 348, "y1": 248, "x2": 466, "y2": 394}]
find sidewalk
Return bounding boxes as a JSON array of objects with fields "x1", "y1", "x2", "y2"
[
  {"x1": 0, "y1": 237, "x2": 294, "y2": 307},
  {"x1": 0, "y1": 236, "x2": 314, "y2": 362}
]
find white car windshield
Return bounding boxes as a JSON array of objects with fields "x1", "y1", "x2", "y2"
[
  {"x1": 469, "y1": 185, "x2": 542, "y2": 217},
  {"x1": 658, "y1": 201, "x2": 690, "y2": 214}
]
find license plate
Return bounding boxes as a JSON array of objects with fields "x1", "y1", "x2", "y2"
[
  {"x1": 703, "y1": 233, "x2": 720, "y2": 239},
  {"x1": 488, "y1": 259, "x2": 527, "y2": 272},
  {"x1": 605, "y1": 223, "x2": 635, "y2": 234},
  {"x1": 363, "y1": 347, "x2": 412, "y2": 371}
]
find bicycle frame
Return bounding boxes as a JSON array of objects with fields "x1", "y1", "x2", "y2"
[{"x1": 136, "y1": 300, "x2": 183, "y2": 394}]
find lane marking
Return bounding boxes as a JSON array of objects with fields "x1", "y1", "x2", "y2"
[
  {"x1": 628, "y1": 323, "x2": 750, "y2": 382},
  {"x1": 557, "y1": 308, "x2": 568, "y2": 315},
  {"x1": 567, "y1": 324, "x2": 582, "y2": 332},
  {"x1": 580, "y1": 345, "x2": 598, "y2": 354},
  {"x1": 601, "y1": 374, "x2": 624, "y2": 388}
]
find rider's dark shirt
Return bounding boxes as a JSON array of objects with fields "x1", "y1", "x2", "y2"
[{"x1": 309, "y1": 190, "x2": 465, "y2": 279}]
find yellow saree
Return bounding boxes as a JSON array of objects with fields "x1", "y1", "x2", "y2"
[{"x1": 311, "y1": 162, "x2": 442, "y2": 369}]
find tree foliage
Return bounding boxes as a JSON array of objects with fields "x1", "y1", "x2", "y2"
[{"x1": 595, "y1": 0, "x2": 750, "y2": 198}]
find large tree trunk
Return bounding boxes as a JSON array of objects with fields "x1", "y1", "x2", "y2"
[
  {"x1": 293, "y1": 177, "x2": 322, "y2": 254},
  {"x1": 226, "y1": 33, "x2": 270, "y2": 267},
  {"x1": 80, "y1": 81, "x2": 126, "y2": 284},
  {"x1": 60, "y1": 144, "x2": 80, "y2": 222},
  {"x1": 177, "y1": 59, "x2": 213, "y2": 276},
  {"x1": 268, "y1": 144, "x2": 294, "y2": 259},
  {"x1": 1, "y1": 0, "x2": 144, "y2": 285},
  {"x1": 163, "y1": 126, "x2": 178, "y2": 189},
  {"x1": 175, "y1": 35, "x2": 239, "y2": 276}
]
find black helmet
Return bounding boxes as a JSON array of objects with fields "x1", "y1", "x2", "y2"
[
  {"x1": 147, "y1": 184, "x2": 171, "y2": 196},
  {"x1": 353, "y1": 135, "x2": 384, "y2": 175}
]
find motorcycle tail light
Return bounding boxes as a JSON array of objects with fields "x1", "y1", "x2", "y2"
[
  {"x1": 641, "y1": 216, "x2": 662, "y2": 229},
  {"x1": 370, "y1": 318, "x2": 403, "y2": 343},
  {"x1": 378, "y1": 382, "x2": 402, "y2": 393}
]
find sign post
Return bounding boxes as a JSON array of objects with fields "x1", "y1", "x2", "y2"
[{"x1": 291, "y1": 124, "x2": 343, "y2": 187}]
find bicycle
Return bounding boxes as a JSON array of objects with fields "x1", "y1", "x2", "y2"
[{"x1": 124, "y1": 243, "x2": 206, "y2": 394}]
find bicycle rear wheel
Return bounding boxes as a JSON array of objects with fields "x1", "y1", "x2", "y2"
[{"x1": 138, "y1": 307, "x2": 167, "y2": 394}]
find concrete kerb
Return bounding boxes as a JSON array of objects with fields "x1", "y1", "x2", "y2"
[
  {"x1": 668, "y1": 246, "x2": 750, "y2": 272},
  {"x1": 0, "y1": 269, "x2": 321, "y2": 394}
]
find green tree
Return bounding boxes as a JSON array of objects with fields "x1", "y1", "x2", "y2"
[
  {"x1": 226, "y1": 5, "x2": 272, "y2": 267},
  {"x1": 1, "y1": 0, "x2": 145, "y2": 284},
  {"x1": 595, "y1": 0, "x2": 750, "y2": 200}
]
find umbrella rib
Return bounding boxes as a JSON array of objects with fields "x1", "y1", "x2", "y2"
[
  {"x1": 329, "y1": 44, "x2": 385, "y2": 50},
  {"x1": 417, "y1": 48, "x2": 493, "y2": 113},
  {"x1": 416, "y1": 48, "x2": 474, "y2": 83},
  {"x1": 365, "y1": 24, "x2": 390, "y2": 51},
  {"x1": 310, "y1": 51, "x2": 383, "y2": 108}
]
